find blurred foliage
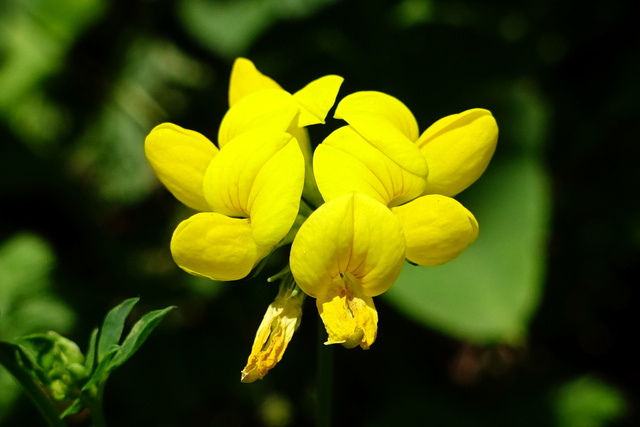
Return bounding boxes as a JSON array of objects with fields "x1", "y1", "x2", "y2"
[
  {"x1": 0, "y1": 234, "x2": 76, "y2": 420},
  {"x1": 554, "y1": 376, "x2": 627, "y2": 427},
  {"x1": 1, "y1": 0, "x2": 638, "y2": 425},
  {"x1": 387, "y1": 155, "x2": 550, "y2": 344}
]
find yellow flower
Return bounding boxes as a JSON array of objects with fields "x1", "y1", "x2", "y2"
[
  {"x1": 290, "y1": 192, "x2": 406, "y2": 349},
  {"x1": 146, "y1": 124, "x2": 304, "y2": 281},
  {"x1": 144, "y1": 58, "x2": 343, "y2": 281},
  {"x1": 241, "y1": 276, "x2": 305, "y2": 383},
  {"x1": 291, "y1": 91, "x2": 497, "y2": 348},
  {"x1": 229, "y1": 58, "x2": 344, "y2": 128},
  {"x1": 228, "y1": 58, "x2": 344, "y2": 206},
  {"x1": 314, "y1": 91, "x2": 498, "y2": 266}
]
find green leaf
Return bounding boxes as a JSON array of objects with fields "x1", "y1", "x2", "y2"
[
  {"x1": 84, "y1": 328, "x2": 98, "y2": 374},
  {"x1": 81, "y1": 346, "x2": 119, "y2": 392},
  {"x1": 178, "y1": 0, "x2": 336, "y2": 58},
  {"x1": 0, "y1": 233, "x2": 75, "y2": 342},
  {"x1": 97, "y1": 298, "x2": 139, "y2": 363},
  {"x1": 554, "y1": 376, "x2": 626, "y2": 427},
  {"x1": 59, "y1": 398, "x2": 84, "y2": 419},
  {"x1": 109, "y1": 306, "x2": 175, "y2": 370},
  {"x1": 385, "y1": 157, "x2": 550, "y2": 343}
]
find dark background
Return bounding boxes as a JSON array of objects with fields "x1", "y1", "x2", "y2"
[{"x1": 1, "y1": 0, "x2": 638, "y2": 425}]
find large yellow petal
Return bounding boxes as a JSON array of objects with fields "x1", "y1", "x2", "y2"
[
  {"x1": 170, "y1": 212, "x2": 267, "y2": 281},
  {"x1": 314, "y1": 128, "x2": 388, "y2": 205},
  {"x1": 293, "y1": 75, "x2": 344, "y2": 127},
  {"x1": 416, "y1": 109, "x2": 498, "y2": 196},
  {"x1": 247, "y1": 137, "x2": 305, "y2": 248},
  {"x1": 144, "y1": 123, "x2": 218, "y2": 211},
  {"x1": 392, "y1": 194, "x2": 479, "y2": 266},
  {"x1": 334, "y1": 91, "x2": 427, "y2": 178},
  {"x1": 228, "y1": 57, "x2": 282, "y2": 107},
  {"x1": 203, "y1": 129, "x2": 296, "y2": 219},
  {"x1": 290, "y1": 192, "x2": 405, "y2": 298},
  {"x1": 314, "y1": 126, "x2": 427, "y2": 206},
  {"x1": 218, "y1": 89, "x2": 299, "y2": 148}
]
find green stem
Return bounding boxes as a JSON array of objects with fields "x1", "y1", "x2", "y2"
[
  {"x1": 299, "y1": 197, "x2": 317, "y2": 216},
  {"x1": 316, "y1": 318, "x2": 333, "y2": 427},
  {"x1": 0, "y1": 343, "x2": 66, "y2": 427},
  {"x1": 81, "y1": 385, "x2": 108, "y2": 427}
]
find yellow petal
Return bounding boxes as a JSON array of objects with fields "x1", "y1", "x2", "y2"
[
  {"x1": 203, "y1": 129, "x2": 293, "y2": 216},
  {"x1": 293, "y1": 75, "x2": 344, "y2": 127},
  {"x1": 144, "y1": 123, "x2": 218, "y2": 211},
  {"x1": 314, "y1": 127, "x2": 388, "y2": 205},
  {"x1": 314, "y1": 126, "x2": 428, "y2": 206},
  {"x1": 392, "y1": 194, "x2": 479, "y2": 266},
  {"x1": 334, "y1": 91, "x2": 427, "y2": 178},
  {"x1": 228, "y1": 57, "x2": 282, "y2": 107},
  {"x1": 248, "y1": 137, "x2": 305, "y2": 248},
  {"x1": 288, "y1": 125, "x2": 312, "y2": 166},
  {"x1": 203, "y1": 129, "x2": 304, "y2": 248},
  {"x1": 241, "y1": 279, "x2": 304, "y2": 383},
  {"x1": 317, "y1": 273, "x2": 378, "y2": 349},
  {"x1": 290, "y1": 192, "x2": 405, "y2": 298},
  {"x1": 416, "y1": 109, "x2": 498, "y2": 196},
  {"x1": 218, "y1": 89, "x2": 299, "y2": 148},
  {"x1": 288, "y1": 126, "x2": 324, "y2": 208},
  {"x1": 170, "y1": 212, "x2": 268, "y2": 281}
]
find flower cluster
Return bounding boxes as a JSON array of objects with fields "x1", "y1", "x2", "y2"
[{"x1": 144, "y1": 58, "x2": 498, "y2": 381}]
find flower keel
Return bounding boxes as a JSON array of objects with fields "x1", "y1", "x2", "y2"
[{"x1": 318, "y1": 273, "x2": 378, "y2": 349}]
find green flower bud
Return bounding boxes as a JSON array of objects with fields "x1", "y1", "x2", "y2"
[{"x1": 19, "y1": 331, "x2": 88, "y2": 401}]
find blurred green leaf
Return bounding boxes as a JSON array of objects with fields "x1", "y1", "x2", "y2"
[
  {"x1": 0, "y1": 230, "x2": 61, "y2": 420},
  {"x1": 0, "y1": 0, "x2": 106, "y2": 145},
  {"x1": 385, "y1": 156, "x2": 550, "y2": 343},
  {"x1": 109, "y1": 306, "x2": 175, "y2": 370},
  {"x1": 97, "y1": 298, "x2": 139, "y2": 363},
  {"x1": 554, "y1": 376, "x2": 626, "y2": 427},
  {"x1": 179, "y1": 0, "x2": 337, "y2": 58},
  {"x1": 0, "y1": 233, "x2": 75, "y2": 418},
  {"x1": 0, "y1": 0, "x2": 105, "y2": 103},
  {"x1": 0, "y1": 234, "x2": 75, "y2": 335},
  {"x1": 0, "y1": 233, "x2": 54, "y2": 306},
  {"x1": 68, "y1": 39, "x2": 209, "y2": 204},
  {"x1": 179, "y1": 0, "x2": 273, "y2": 58},
  {"x1": 9, "y1": 297, "x2": 76, "y2": 340}
]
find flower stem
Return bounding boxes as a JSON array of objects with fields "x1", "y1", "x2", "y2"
[
  {"x1": 81, "y1": 386, "x2": 108, "y2": 427},
  {"x1": 316, "y1": 318, "x2": 333, "y2": 427}
]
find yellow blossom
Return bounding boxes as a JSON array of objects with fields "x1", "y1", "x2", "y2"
[
  {"x1": 147, "y1": 126, "x2": 303, "y2": 281},
  {"x1": 228, "y1": 58, "x2": 344, "y2": 206},
  {"x1": 145, "y1": 90, "x2": 305, "y2": 281},
  {"x1": 314, "y1": 90, "x2": 497, "y2": 266},
  {"x1": 241, "y1": 277, "x2": 305, "y2": 383},
  {"x1": 290, "y1": 192, "x2": 406, "y2": 349},
  {"x1": 291, "y1": 91, "x2": 497, "y2": 348},
  {"x1": 145, "y1": 59, "x2": 343, "y2": 281}
]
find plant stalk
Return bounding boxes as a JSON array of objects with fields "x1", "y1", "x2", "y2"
[{"x1": 316, "y1": 318, "x2": 333, "y2": 427}]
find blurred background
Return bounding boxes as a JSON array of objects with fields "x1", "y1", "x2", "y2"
[{"x1": 1, "y1": 0, "x2": 638, "y2": 425}]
